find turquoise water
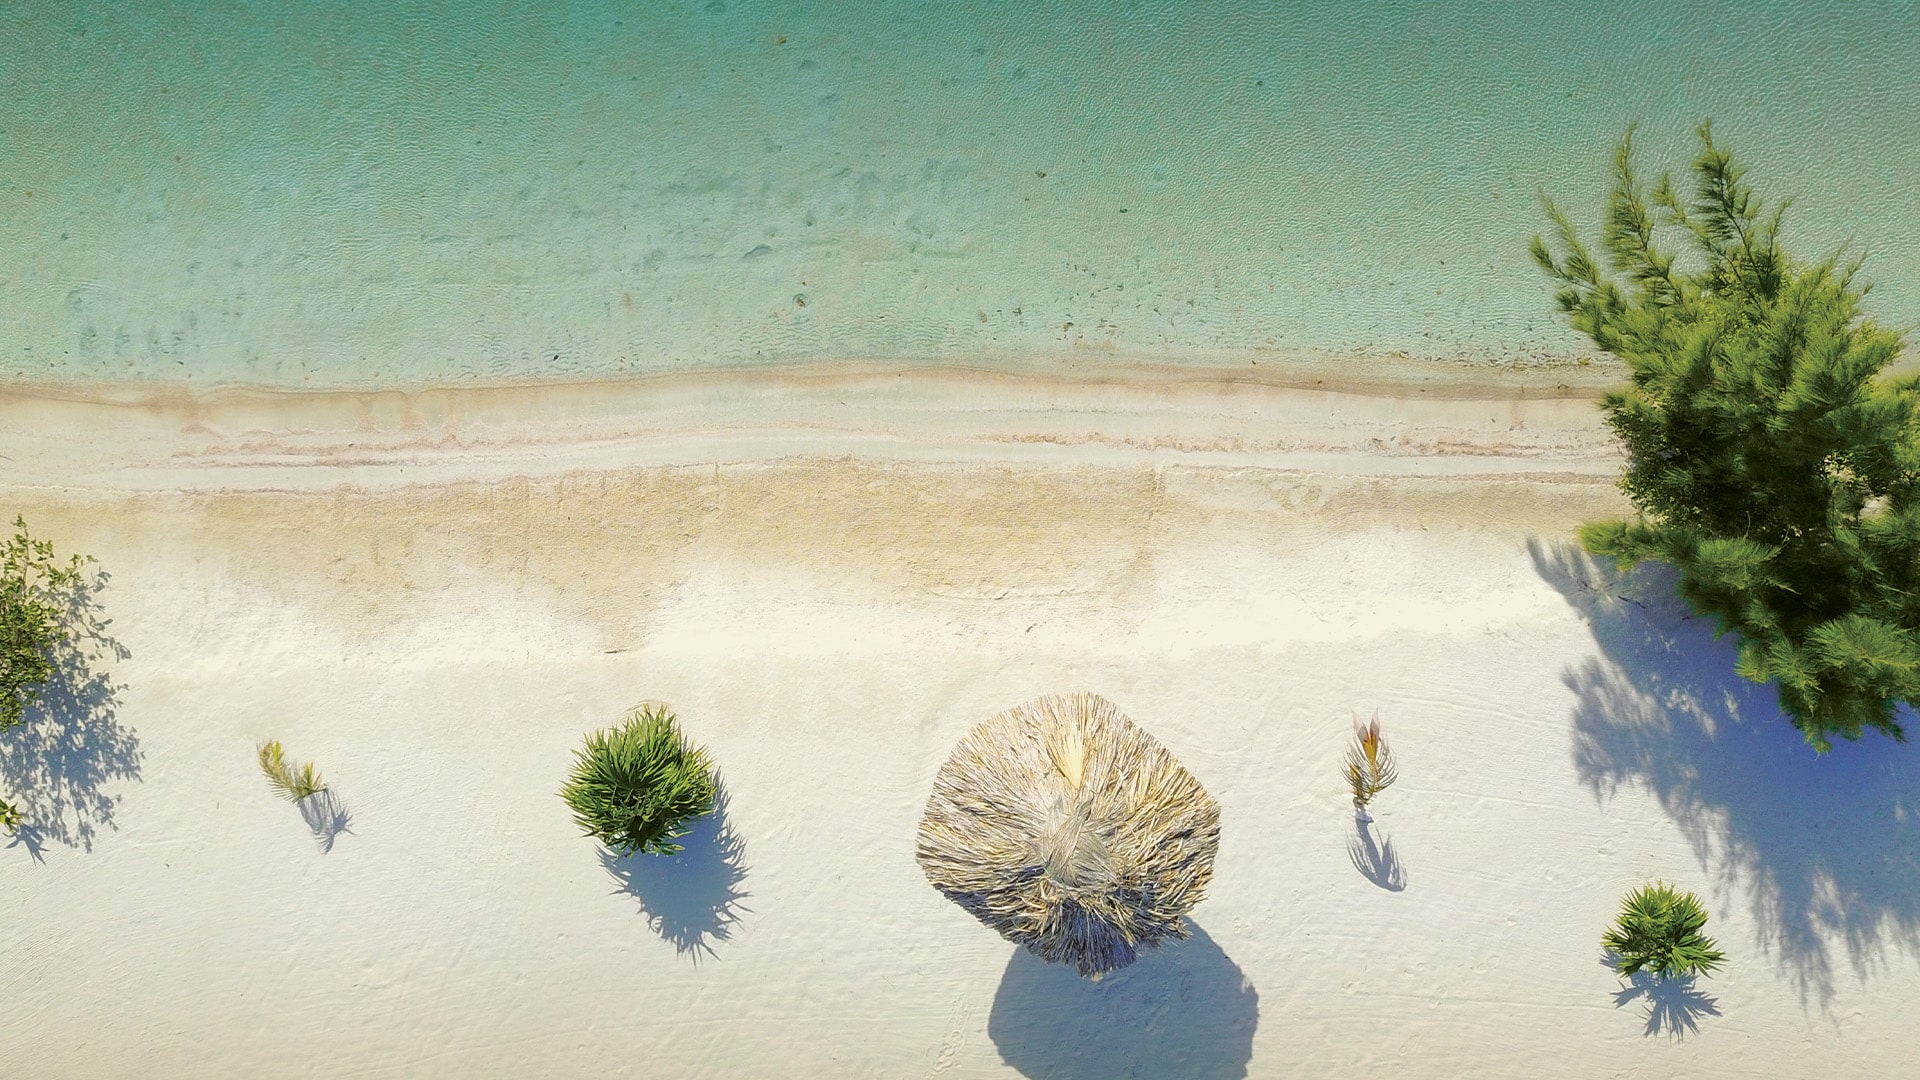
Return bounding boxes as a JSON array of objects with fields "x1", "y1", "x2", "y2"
[{"x1": 4, "y1": 0, "x2": 1919, "y2": 386}]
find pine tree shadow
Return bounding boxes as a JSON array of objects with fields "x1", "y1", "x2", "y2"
[
  {"x1": 599, "y1": 784, "x2": 749, "y2": 960},
  {"x1": 297, "y1": 788, "x2": 354, "y2": 853},
  {"x1": 987, "y1": 921, "x2": 1259, "y2": 1080},
  {"x1": 1347, "y1": 813, "x2": 1406, "y2": 891},
  {"x1": 1601, "y1": 953, "x2": 1722, "y2": 1038},
  {"x1": 1, "y1": 562, "x2": 139, "y2": 862},
  {"x1": 1532, "y1": 538, "x2": 1920, "y2": 1009}
]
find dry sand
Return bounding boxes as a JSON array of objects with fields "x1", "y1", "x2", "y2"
[{"x1": 3, "y1": 356, "x2": 1916, "y2": 1078}]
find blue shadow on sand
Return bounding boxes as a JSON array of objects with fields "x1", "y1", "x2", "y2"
[
  {"x1": 1602, "y1": 953, "x2": 1722, "y2": 1038},
  {"x1": 1532, "y1": 539, "x2": 1920, "y2": 1009},
  {"x1": 297, "y1": 787, "x2": 354, "y2": 853},
  {"x1": 988, "y1": 921, "x2": 1257, "y2": 1080},
  {"x1": 600, "y1": 784, "x2": 749, "y2": 960},
  {"x1": 1348, "y1": 813, "x2": 1406, "y2": 891}
]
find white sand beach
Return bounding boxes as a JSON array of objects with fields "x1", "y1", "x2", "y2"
[{"x1": 3, "y1": 356, "x2": 1917, "y2": 1078}]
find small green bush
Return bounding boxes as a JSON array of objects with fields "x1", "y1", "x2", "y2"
[
  {"x1": 1, "y1": 516, "x2": 88, "y2": 731},
  {"x1": 1603, "y1": 881, "x2": 1727, "y2": 981},
  {"x1": 561, "y1": 705, "x2": 716, "y2": 856}
]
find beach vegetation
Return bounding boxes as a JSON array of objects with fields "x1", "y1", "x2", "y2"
[
  {"x1": 257, "y1": 739, "x2": 327, "y2": 801},
  {"x1": 2, "y1": 517, "x2": 92, "y2": 834},
  {"x1": 1535, "y1": 122, "x2": 1920, "y2": 749},
  {"x1": 561, "y1": 704, "x2": 716, "y2": 857},
  {"x1": 1604, "y1": 881, "x2": 1726, "y2": 981},
  {"x1": 1343, "y1": 710, "x2": 1398, "y2": 812},
  {"x1": 1, "y1": 517, "x2": 89, "y2": 732}
]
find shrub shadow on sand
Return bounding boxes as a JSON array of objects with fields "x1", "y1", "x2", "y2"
[
  {"x1": 1348, "y1": 813, "x2": 1406, "y2": 891},
  {"x1": 988, "y1": 921, "x2": 1257, "y2": 1080},
  {"x1": 1532, "y1": 539, "x2": 1920, "y2": 1009},
  {"x1": 297, "y1": 787, "x2": 354, "y2": 853},
  {"x1": 1601, "y1": 953, "x2": 1722, "y2": 1038},
  {"x1": 1, "y1": 562, "x2": 139, "y2": 862},
  {"x1": 600, "y1": 783, "x2": 749, "y2": 960}
]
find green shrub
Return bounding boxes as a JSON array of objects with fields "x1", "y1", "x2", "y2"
[
  {"x1": 1534, "y1": 123, "x2": 1920, "y2": 750},
  {"x1": 1603, "y1": 881, "x2": 1727, "y2": 980},
  {"x1": 257, "y1": 739, "x2": 327, "y2": 801},
  {"x1": 1, "y1": 517, "x2": 91, "y2": 834},
  {"x1": 561, "y1": 705, "x2": 716, "y2": 856},
  {"x1": 1, "y1": 516, "x2": 88, "y2": 731}
]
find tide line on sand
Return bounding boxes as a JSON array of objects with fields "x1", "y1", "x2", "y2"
[{"x1": 0, "y1": 354, "x2": 1628, "y2": 493}]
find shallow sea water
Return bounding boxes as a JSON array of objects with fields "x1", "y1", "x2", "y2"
[{"x1": 3, "y1": 0, "x2": 1918, "y2": 386}]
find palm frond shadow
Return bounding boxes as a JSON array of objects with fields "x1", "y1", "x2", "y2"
[
  {"x1": 298, "y1": 788, "x2": 354, "y2": 853},
  {"x1": 599, "y1": 783, "x2": 749, "y2": 960},
  {"x1": 1, "y1": 563, "x2": 138, "y2": 862},
  {"x1": 1602, "y1": 953, "x2": 1722, "y2": 1037},
  {"x1": 1347, "y1": 814, "x2": 1406, "y2": 891},
  {"x1": 1532, "y1": 538, "x2": 1920, "y2": 1010},
  {"x1": 988, "y1": 921, "x2": 1258, "y2": 1080}
]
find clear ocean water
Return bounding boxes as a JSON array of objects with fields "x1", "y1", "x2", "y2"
[{"x1": 4, "y1": 0, "x2": 1918, "y2": 387}]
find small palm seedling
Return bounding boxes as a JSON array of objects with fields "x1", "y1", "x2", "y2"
[
  {"x1": 257, "y1": 739, "x2": 327, "y2": 801},
  {"x1": 1343, "y1": 710, "x2": 1398, "y2": 813},
  {"x1": 1604, "y1": 882, "x2": 1726, "y2": 981},
  {"x1": 561, "y1": 704, "x2": 716, "y2": 856}
]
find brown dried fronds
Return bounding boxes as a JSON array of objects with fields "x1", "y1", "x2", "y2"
[
  {"x1": 1344, "y1": 710, "x2": 1398, "y2": 811},
  {"x1": 915, "y1": 692, "x2": 1220, "y2": 980}
]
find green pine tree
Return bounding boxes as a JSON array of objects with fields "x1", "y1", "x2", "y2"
[
  {"x1": 0, "y1": 516, "x2": 87, "y2": 731},
  {"x1": 1535, "y1": 122, "x2": 1920, "y2": 750},
  {"x1": 1, "y1": 517, "x2": 91, "y2": 833}
]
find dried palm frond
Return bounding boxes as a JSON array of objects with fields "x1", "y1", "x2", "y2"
[
  {"x1": 258, "y1": 739, "x2": 327, "y2": 802},
  {"x1": 916, "y1": 692, "x2": 1220, "y2": 980},
  {"x1": 1344, "y1": 710, "x2": 1397, "y2": 811}
]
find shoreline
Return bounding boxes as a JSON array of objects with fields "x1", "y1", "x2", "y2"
[
  {"x1": 0, "y1": 347, "x2": 1631, "y2": 403},
  {"x1": 0, "y1": 353, "x2": 1630, "y2": 494}
]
